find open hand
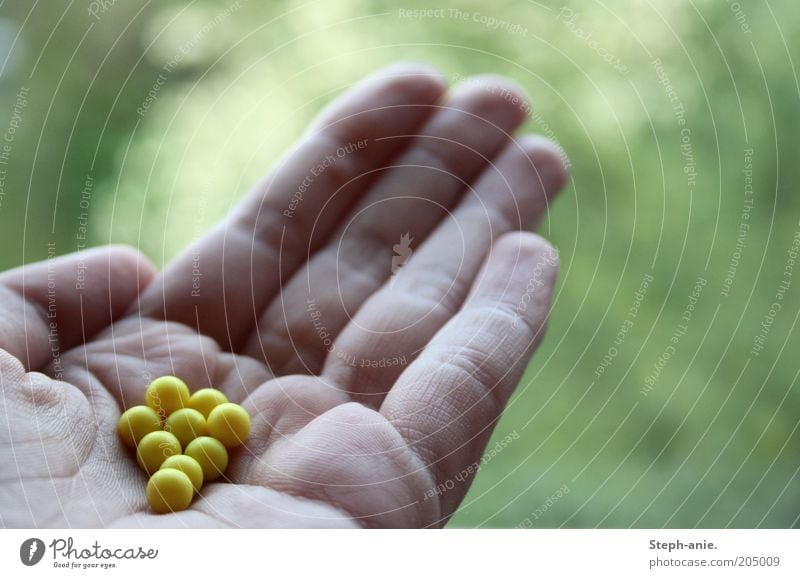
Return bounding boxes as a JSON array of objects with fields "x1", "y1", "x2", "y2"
[{"x1": 0, "y1": 63, "x2": 567, "y2": 528}]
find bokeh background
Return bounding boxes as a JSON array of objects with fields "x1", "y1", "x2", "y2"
[{"x1": 0, "y1": 0, "x2": 798, "y2": 527}]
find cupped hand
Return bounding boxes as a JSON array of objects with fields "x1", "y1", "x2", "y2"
[{"x1": 0, "y1": 63, "x2": 567, "y2": 528}]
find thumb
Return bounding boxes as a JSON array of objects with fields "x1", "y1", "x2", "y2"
[{"x1": 0, "y1": 245, "x2": 156, "y2": 370}]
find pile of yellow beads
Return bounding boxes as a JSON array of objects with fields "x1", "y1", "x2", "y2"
[{"x1": 117, "y1": 376, "x2": 251, "y2": 514}]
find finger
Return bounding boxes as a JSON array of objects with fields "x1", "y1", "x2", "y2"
[
  {"x1": 245, "y1": 77, "x2": 532, "y2": 376},
  {"x1": 0, "y1": 245, "x2": 155, "y2": 371},
  {"x1": 380, "y1": 232, "x2": 558, "y2": 520},
  {"x1": 325, "y1": 137, "x2": 567, "y2": 404},
  {"x1": 137, "y1": 63, "x2": 446, "y2": 350}
]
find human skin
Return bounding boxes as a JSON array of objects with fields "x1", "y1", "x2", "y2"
[{"x1": 0, "y1": 63, "x2": 567, "y2": 528}]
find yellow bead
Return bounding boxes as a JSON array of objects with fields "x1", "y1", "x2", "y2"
[
  {"x1": 184, "y1": 436, "x2": 228, "y2": 481},
  {"x1": 165, "y1": 408, "x2": 207, "y2": 448},
  {"x1": 145, "y1": 376, "x2": 190, "y2": 418},
  {"x1": 136, "y1": 431, "x2": 181, "y2": 474},
  {"x1": 207, "y1": 403, "x2": 251, "y2": 448},
  {"x1": 146, "y1": 469, "x2": 194, "y2": 514},
  {"x1": 188, "y1": 388, "x2": 229, "y2": 418},
  {"x1": 117, "y1": 405, "x2": 161, "y2": 448},
  {"x1": 159, "y1": 454, "x2": 204, "y2": 493}
]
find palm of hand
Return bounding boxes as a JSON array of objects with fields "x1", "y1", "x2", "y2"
[{"x1": 0, "y1": 64, "x2": 566, "y2": 528}]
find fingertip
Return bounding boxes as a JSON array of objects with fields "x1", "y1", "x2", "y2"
[
  {"x1": 450, "y1": 74, "x2": 531, "y2": 128},
  {"x1": 104, "y1": 244, "x2": 158, "y2": 287},
  {"x1": 494, "y1": 231, "x2": 559, "y2": 281},
  {"x1": 309, "y1": 62, "x2": 447, "y2": 136},
  {"x1": 515, "y1": 135, "x2": 570, "y2": 197},
  {"x1": 372, "y1": 61, "x2": 447, "y2": 93},
  {"x1": 363, "y1": 62, "x2": 447, "y2": 113},
  {"x1": 90, "y1": 245, "x2": 158, "y2": 319}
]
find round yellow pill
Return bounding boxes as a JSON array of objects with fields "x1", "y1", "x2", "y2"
[
  {"x1": 184, "y1": 436, "x2": 228, "y2": 481},
  {"x1": 117, "y1": 405, "x2": 162, "y2": 448},
  {"x1": 136, "y1": 431, "x2": 181, "y2": 474},
  {"x1": 207, "y1": 403, "x2": 251, "y2": 448},
  {"x1": 159, "y1": 454, "x2": 204, "y2": 493},
  {"x1": 165, "y1": 408, "x2": 207, "y2": 448},
  {"x1": 188, "y1": 388, "x2": 229, "y2": 418},
  {"x1": 145, "y1": 376, "x2": 190, "y2": 418},
  {"x1": 146, "y1": 468, "x2": 194, "y2": 514}
]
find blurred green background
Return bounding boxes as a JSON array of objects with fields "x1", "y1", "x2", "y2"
[{"x1": 0, "y1": 0, "x2": 798, "y2": 527}]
